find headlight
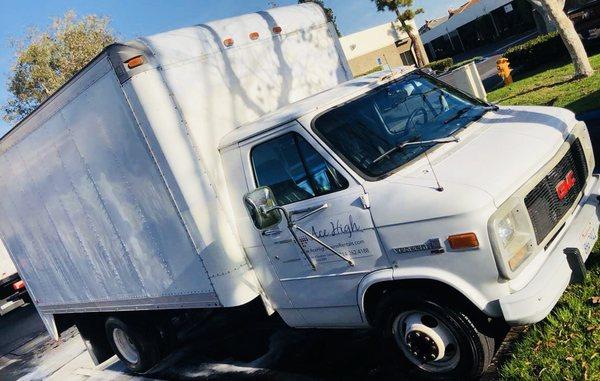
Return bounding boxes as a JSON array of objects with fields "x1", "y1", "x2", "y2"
[
  {"x1": 489, "y1": 201, "x2": 536, "y2": 277},
  {"x1": 497, "y1": 215, "x2": 515, "y2": 246}
]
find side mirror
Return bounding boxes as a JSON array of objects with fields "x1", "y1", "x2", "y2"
[{"x1": 243, "y1": 186, "x2": 282, "y2": 230}]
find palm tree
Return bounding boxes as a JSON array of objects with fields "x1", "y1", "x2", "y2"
[
  {"x1": 371, "y1": 0, "x2": 429, "y2": 67},
  {"x1": 530, "y1": 0, "x2": 593, "y2": 78}
]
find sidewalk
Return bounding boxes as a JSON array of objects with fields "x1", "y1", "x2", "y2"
[{"x1": 0, "y1": 305, "x2": 145, "y2": 381}]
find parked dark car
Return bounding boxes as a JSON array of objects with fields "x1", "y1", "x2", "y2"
[{"x1": 567, "y1": 0, "x2": 600, "y2": 45}]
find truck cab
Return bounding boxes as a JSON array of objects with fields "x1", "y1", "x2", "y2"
[{"x1": 222, "y1": 68, "x2": 599, "y2": 378}]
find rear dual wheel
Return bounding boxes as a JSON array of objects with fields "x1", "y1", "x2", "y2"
[
  {"x1": 376, "y1": 290, "x2": 495, "y2": 380},
  {"x1": 105, "y1": 316, "x2": 162, "y2": 373}
]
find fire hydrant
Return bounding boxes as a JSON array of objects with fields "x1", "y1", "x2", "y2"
[{"x1": 497, "y1": 58, "x2": 513, "y2": 86}]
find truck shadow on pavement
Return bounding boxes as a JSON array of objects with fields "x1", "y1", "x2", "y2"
[{"x1": 142, "y1": 301, "x2": 402, "y2": 381}]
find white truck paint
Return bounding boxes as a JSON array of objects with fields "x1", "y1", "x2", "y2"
[{"x1": 1, "y1": 4, "x2": 598, "y2": 378}]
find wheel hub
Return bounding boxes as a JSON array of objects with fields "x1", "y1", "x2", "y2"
[
  {"x1": 406, "y1": 330, "x2": 439, "y2": 363},
  {"x1": 393, "y1": 310, "x2": 460, "y2": 372},
  {"x1": 112, "y1": 328, "x2": 139, "y2": 364}
]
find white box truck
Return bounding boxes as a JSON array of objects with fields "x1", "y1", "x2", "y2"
[{"x1": 2, "y1": 4, "x2": 598, "y2": 379}]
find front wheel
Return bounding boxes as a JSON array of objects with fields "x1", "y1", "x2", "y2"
[{"x1": 375, "y1": 290, "x2": 495, "y2": 380}]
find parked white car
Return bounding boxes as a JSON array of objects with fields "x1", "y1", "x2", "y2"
[{"x1": 1, "y1": 3, "x2": 597, "y2": 379}]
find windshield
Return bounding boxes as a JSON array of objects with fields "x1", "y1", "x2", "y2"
[{"x1": 313, "y1": 73, "x2": 491, "y2": 179}]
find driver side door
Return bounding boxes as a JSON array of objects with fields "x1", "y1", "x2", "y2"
[{"x1": 240, "y1": 123, "x2": 388, "y2": 327}]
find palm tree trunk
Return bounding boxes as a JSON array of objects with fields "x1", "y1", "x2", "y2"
[
  {"x1": 394, "y1": 9, "x2": 429, "y2": 67},
  {"x1": 537, "y1": 0, "x2": 593, "y2": 78}
]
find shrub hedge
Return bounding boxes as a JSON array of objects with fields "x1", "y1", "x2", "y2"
[
  {"x1": 356, "y1": 65, "x2": 383, "y2": 77},
  {"x1": 424, "y1": 58, "x2": 454, "y2": 73},
  {"x1": 448, "y1": 56, "x2": 483, "y2": 71},
  {"x1": 504, "y1": 32, "x2": 568, "y2": 71}
]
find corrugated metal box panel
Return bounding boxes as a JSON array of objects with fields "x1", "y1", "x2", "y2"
[{"x1": 0, "y1": 57, "x2": 218, "y2": 311}]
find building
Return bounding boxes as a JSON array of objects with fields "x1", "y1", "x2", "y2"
[
  {"x1": 419, "y1": 15, "x2": 450, "y2": 35},
  {"x1": 339, "y1": 20, "x2": 419, "y2": 77},
  {"x1": 420, "y1": 0, "x2": 538, "y2": 60}
]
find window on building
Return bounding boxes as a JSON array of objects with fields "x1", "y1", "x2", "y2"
[
  {"x1": 490, "y1": 0, "x2": 536, "y2": 38},
  {"x1": 430, "y1": 35, "x2": 456, "y2": 59},
  {"x1": 400, "y1": 51, "x2": 416, "y2": 66},
  {"x1": 565, "y1": 0, "x2": 598, "y2": 12}
]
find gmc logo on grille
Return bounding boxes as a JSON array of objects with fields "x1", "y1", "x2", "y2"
[{"x1": 555, "y1": 170, "x2": 576, "y2": 200}]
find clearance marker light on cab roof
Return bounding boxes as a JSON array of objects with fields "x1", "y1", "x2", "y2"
[
  {"x1": 223, "y1": 38, "x2": 235, "y2": 47},
  {"x1": 272, "y1": 26, "x2": 282, "y2": 34},
  {"x1": 448, "y1": 233, "x2": 479, "y2": 250},
  {"x1": 126, "y1": 55, "x2": 144, "y2": 69},
  {"x1": 249, "y1": 32, "x2": 260, "y2": 40}
]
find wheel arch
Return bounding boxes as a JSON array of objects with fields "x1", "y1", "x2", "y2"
[{"x1": 358, "y1": 269, "x2": 499, "y2": 326}]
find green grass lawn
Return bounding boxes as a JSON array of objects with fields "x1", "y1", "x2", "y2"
[
  {"x1": 488, "y1": 53, "x2": 600, "y2": 115},
  {"x1": 499, "y1": 245, "x2": 600, "y2": 380}
]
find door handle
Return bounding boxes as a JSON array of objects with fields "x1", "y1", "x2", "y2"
[
  {"x1": 290, "y1": 203, "x2": 328, "y2": 222},
  {"x1": 262, "y1": 228, "x2": 282, "y2": 236}
]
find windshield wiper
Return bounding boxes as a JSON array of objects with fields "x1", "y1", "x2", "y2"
[
  {"x1": 371, "y1": 136, "x2": 460, "y2": 166},
  {"x1": 443, "y1": 105, "x2": 498, "y2": 125},
  {"x1": 443, "y1": 107, "x2": 471, "y2": 125}
]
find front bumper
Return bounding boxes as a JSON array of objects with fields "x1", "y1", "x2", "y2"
[{"x1": 499, "y1": 175, "x2": 600, "y2": 325}]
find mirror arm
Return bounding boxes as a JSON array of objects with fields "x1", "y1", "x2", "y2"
[
  {"x1": 261, "y1": 205, "x2": 317, "y2": 270},
  {"x1": 260, "y1": 204, "x2": 354, "y2": 270},
  {"x1": 292, "y1": 203, "x2": 329, "y2": 222},
  {"x1": 261, "y1": 205, "x2": 293, "y2": 228},
  {"x1": 288, "y1": 226, "x2": 318, "y2": 271},
  {"x1": 294, "y1": 225, "x2": 355, "y2": 267}
]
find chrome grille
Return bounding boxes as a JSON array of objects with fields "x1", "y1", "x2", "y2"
[{"x1": 525, "y1": 139, "x2": 587, "y2": 244}]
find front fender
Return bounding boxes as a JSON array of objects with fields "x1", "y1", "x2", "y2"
[{"x1": 357, "y1": 268, "x2": 502, "y2": 324}]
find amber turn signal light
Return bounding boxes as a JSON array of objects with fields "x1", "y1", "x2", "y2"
[
  {"x1": 126, "y1": 55, "x2": 144, "y2": 69},
  {"x1": 448, "y1": 233, "x2": 479, "y2": 250}
]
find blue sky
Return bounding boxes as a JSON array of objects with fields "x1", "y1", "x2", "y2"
[{"x1": 0, "y1": 0, "x2": 464, "y2": 133}]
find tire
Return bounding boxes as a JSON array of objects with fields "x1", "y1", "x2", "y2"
[
  {"x1": 374, "y1": 289, "x2": 495, "y2": 380},
  {"x1": 105, "y1": 316, "x2": 162, "y2": 373}
]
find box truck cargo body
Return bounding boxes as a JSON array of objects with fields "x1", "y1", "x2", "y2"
[{"x1": 3, "y1": 4, "x2": 599, "y2": 379}]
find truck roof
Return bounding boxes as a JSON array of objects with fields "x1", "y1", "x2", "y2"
[{"x1": 218, "y1": 66, "x2": 416, "y2": 149}]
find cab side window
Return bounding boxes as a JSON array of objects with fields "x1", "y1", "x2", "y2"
[{"x1": 251, "y1": 133, "x2": 349, "y2": 205}]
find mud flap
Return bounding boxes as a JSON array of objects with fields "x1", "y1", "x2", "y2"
[
  {"x1": 564, "y1": 248, "x2": 586, "y2": 284},
  {"x1": 75, "y1": 318, "x2": 114, "y2": 366}
]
